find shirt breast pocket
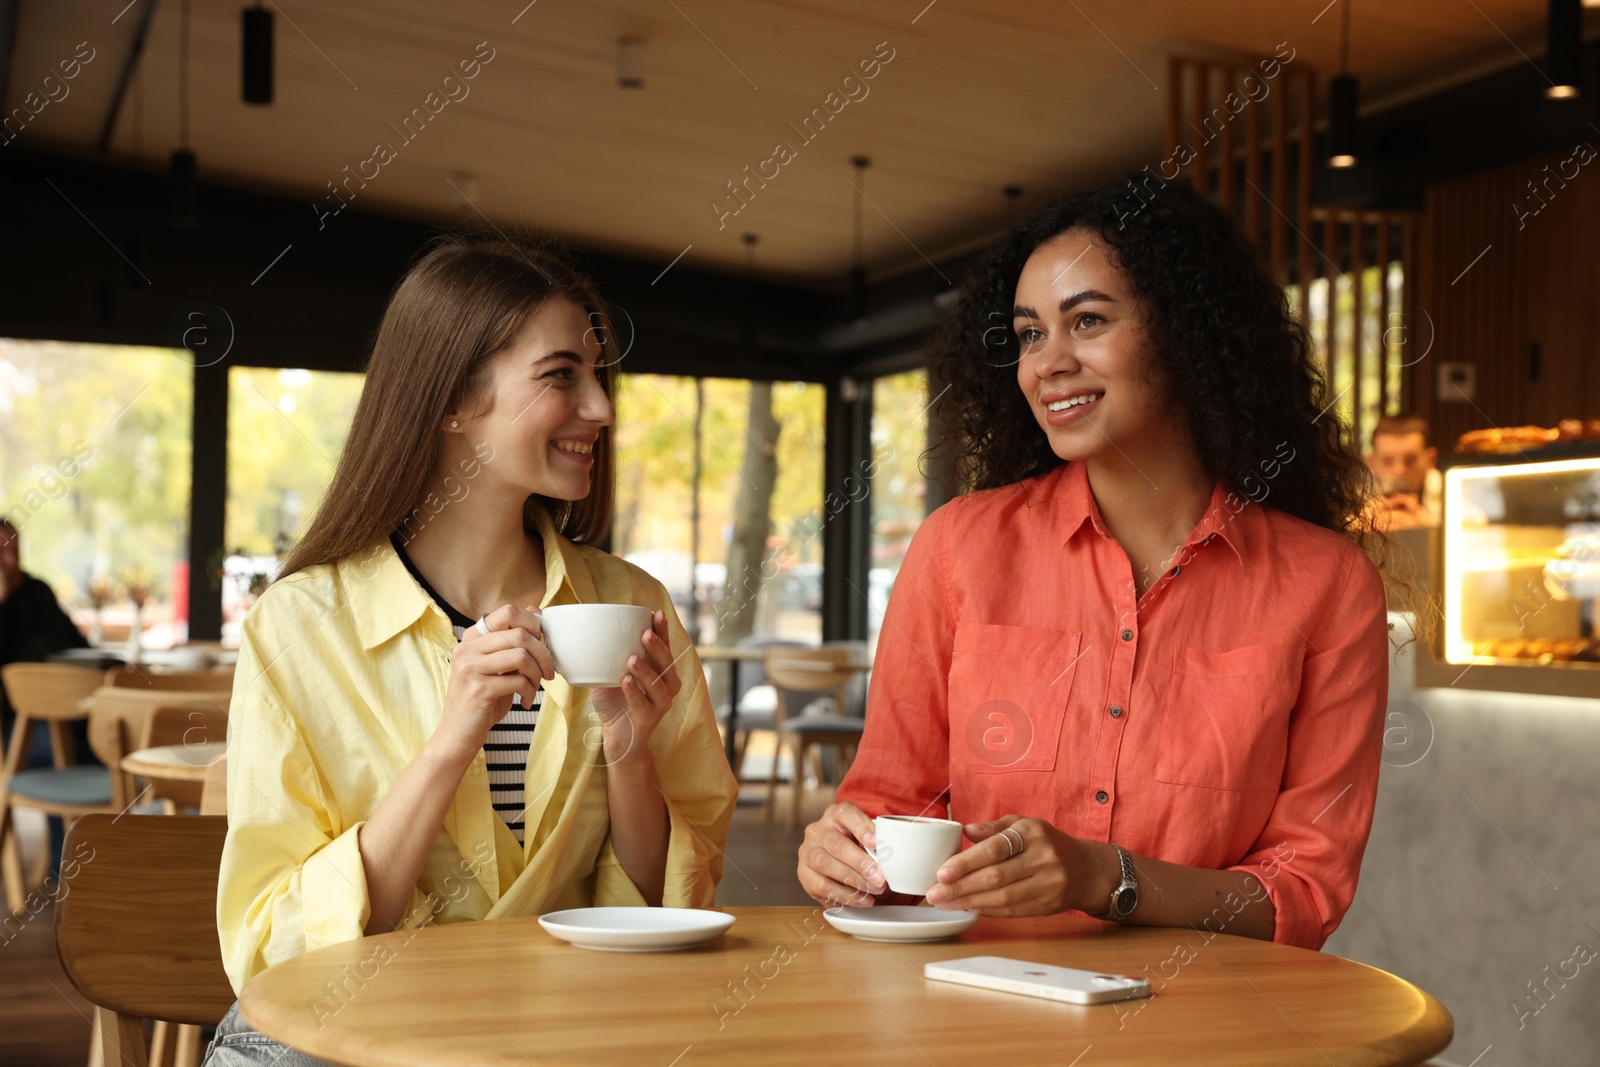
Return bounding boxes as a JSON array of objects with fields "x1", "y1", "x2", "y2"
[
  {"x1": 1156, "y1": 643, "x2": 1303, "y2": 792},
  {"x1": 947, "y1": 624, "x2": 1083, "y2": 774}
]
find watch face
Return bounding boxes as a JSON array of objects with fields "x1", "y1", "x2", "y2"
[{"x1": 1113, "y1": 886, "x2": 1138, "y2": 917}]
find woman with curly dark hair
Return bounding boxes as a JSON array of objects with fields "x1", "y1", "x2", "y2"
[{"x1": 798, "y1": 173, "x2": 1393, "y2": 951}]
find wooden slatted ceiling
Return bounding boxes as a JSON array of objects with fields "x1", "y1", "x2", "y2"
[{"x1": 3, "y1": 0, "x2": 1556, "y2": 283}]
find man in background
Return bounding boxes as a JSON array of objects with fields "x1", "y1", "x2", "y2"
[
  {"x1": 1368, "y1": 415, "x2": 1442, "y2": 530},
  {"x1": 0, "y1": 517, "x2": 91, "y2": 750}
]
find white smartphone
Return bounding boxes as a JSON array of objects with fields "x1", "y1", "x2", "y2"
[{"x1": 924, "y1": 956, "x2": 1152, "y2": 1005}]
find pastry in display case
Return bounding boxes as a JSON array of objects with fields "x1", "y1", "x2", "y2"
[{"x1": 1442, "y1": 450, "x2": 1600, "y2": 675}]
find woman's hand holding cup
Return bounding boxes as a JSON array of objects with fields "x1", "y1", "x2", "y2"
[
  {"x1": 434, "y1": 604, "x2": 552, "y2": 763},
  {"x1": 589, "y1": 609, "x2": 681, "y2": 765},
  {"x1": 798, "y1": 802, "x2": 887, "y2": 908}
]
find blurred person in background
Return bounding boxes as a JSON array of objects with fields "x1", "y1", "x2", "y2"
[
  {"x1": 1367, "y1": 416, "x2": 1440, "y2": 529},
  {"x1": 0, "y1": 516, "x2": 91, "y2": 749}
]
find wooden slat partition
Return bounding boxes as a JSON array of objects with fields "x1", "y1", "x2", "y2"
[
  {"x1": 1305, "y1": 207, "x2": 1419, "y2": 444},
  {"x1": 1166, "y1": 53, "x2": 1422, "y2": 437}
]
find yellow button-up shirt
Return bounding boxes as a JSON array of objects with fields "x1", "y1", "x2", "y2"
[{"x1": 217, "y1": 507, "x2": 738, "y2": 995}]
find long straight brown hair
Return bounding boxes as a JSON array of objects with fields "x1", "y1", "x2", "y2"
[{"x1": 276, "y1": 233, "x2": 618, "y2": 583}]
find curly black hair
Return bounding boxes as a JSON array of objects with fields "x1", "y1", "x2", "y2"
[{"x1": 932, "y1": 170, "x2": 1375, "y2": 540}]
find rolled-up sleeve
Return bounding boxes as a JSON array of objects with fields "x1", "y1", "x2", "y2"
[
  {"x1": 1227, "y1": 548, "x2": 1389, "y2": 950},
  {"x1": 594, "y1": 592, "x2": 737, "y2": 909},
  {"x1": 836, "y1": 504, "x2": 956, "y2": 818},
  {"x1": 218, "y1": 626, "x2": 372, "y2": 995}
]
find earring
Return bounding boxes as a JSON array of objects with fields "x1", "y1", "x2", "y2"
[{"x1": 450, "y1": 420, "x2": 459, "y2": 428}]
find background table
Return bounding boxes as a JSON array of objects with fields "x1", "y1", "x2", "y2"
[
  {"x1": 240, "y1": 906, "x2": 1452, "y2": 1066},
  {"x1": 120, "y1": 742, "x2": 227, "y2": 783}
]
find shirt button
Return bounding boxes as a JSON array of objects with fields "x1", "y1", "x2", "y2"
[
  {"x1": 1169, "y1": 566, "x2": 1180, "y2": 577},
  {"x1": 1095, "y1": 790, "x2": 1109, "y2": 804},
  {"x1": 1109, "y1": 705, "x2": 1123, "y2": 718},
  {"x1": 1120, "y1": 629, "x2": 1133, "y2": 641}
]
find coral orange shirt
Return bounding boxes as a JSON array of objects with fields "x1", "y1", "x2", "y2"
[{"x1": 837, "y1": 460, "x2": 1389, "y2": 950}]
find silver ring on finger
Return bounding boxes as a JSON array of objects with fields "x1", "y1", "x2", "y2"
[
  {"x1": 1002, "y1": 830, "x2": 1016, "y2": 859},
  {"x1": 475, "y1": 615, "x2": 492, "y2": 637},
  {"x1": 1003, "y1": 827, "x2": 1025, "y2": 857}
]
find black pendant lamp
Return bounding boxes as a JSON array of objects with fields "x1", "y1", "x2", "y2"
[
  {"x1": 1326, "y1": 1, "x2": 1359, "y2": 168},
  {"x1": 848, "y1": 155, "x2": 870, "y2": 320},
  {"x1": 1004, "y1": 184, "x2": 1023, "y2": 228},
  {"x1": 1545, "y1": 0, "x2": 1582, "y2": 99},
  {"x1": 243, "y1": 2, "x2": 274, "y2": 104},
  {"x1": 169, "y1": 0, "x2": 199, "y2": 226}
]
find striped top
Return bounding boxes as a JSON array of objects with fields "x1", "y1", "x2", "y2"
[{"x1": 390, "y1": 535, "x2": 541, "y2": 846}]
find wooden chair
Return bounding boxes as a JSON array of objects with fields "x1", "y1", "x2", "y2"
[
  {"x1": 104, "y1": 666, "x2": 235, "y2": 691},
  {"x1": 714, "y1": 636, "x2": 806, "y2": 777},
  {"x1": 85, "y1": 688, "x2": 232, "y2": 814},
  {"x1": 199, "y1": 755, "x2": 228, "y2": 817},
  {"x1": 55, "y1": 814, "x2": 234, "y2": 1067},
  {"x1": 0, "y1": 664, "x2": 113, "y2": 915},
  {"x1": 762, "y1": 647, "x2": 868, "y2": 827},
  {"x1": 139, "y1": 705, "x2": 229, "y2": 812}
]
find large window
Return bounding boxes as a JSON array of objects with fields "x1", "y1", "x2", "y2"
[
  {"x1": 867, "y1": 370, "x2": 930, "y2": 653},
  {"x1": 612, "y1": 375, "x2": 824, "y2": 645},
  {"x1": 223, "y1": 367, "x2": 364, "y2": 638},
  {"x1": 0, "y1": 339, "x2": 193, "y2": 648}
]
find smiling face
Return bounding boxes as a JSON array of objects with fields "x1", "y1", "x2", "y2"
[
  {"x1": 451, "y1": 296, "x2": 615, "y2": 502},
  {"x1": 1012, "y1": 231, "x2": 1179, "y2": 465}
]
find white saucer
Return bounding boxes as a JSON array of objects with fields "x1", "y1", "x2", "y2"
[
  {"x1": 823, "y1": 905, "x2": 978, "y2": 943},
  {"x1": 537, "y1": 907, "x2": 735, "y2": 952}
]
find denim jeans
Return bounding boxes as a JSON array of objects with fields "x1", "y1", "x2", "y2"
[{"x1": 200, "y1": 1001, "x2": 335, "y2": 1067}]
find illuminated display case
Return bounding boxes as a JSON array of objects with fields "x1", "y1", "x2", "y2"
[{"x1": 1424, "y1": 449, "x2": 1600, "y2": 697}]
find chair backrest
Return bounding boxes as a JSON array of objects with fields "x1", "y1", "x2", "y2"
[
  {"x1": 139, "y1": 705, "x2": 229, "y2": 809},
  {"x1": 104, "y1": 665, "x2": 235, "y2": 691},
  {"x1": 731, "y1": 635, "x2": 808, "y2": 700},
  {"x1": 763, "y1": 647, "x2": 862, "y2": 725},
  {"x1": 0, "y1": 663, "x2": 105, "y2": 722},
  {"x1": 55, "y1": 813, "x2": 234, "y2": 1026},
  {"x1": 86, "y1": 688, "x2": 232, "y2": 807}
]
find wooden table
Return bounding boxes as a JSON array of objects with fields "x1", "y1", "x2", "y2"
[
  {"x1": 120, "y1": 742, "x2": 227, "y2": 783},
  {"x1": 240, "y1": 906, "x2": 1452, "y2": 1066}
]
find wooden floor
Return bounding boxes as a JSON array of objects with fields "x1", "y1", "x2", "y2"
[{"x1": 0, "y1": 764, "x2": 833, "y2": 1067}]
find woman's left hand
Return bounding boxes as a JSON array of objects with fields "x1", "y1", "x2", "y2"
[
  {"x1": 590, "y1": 610, "x2": 680, "y2": 765},
  {"x1": 924, "y1": 816, "x2": 1110, "y2": 917}
]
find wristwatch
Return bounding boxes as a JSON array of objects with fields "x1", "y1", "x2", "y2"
[{"x1": 1103, "y1": 843, "x2": 1139, "y2": 922}]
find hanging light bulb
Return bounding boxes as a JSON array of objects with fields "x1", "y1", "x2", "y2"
[
  {"x1": 1545, "y1": 0, "x2": 1582, "y2": 99},
  {"x1": 617, "y1": 37, "x2": 645, "y2": 89},
  {"x1": 243, "y1": 2, "x2": 274, "y2": 105},
  {"x1": 1003, "y1": 185, "x2": 1023, "y2": 228},
  {"x1": 849, "y1": 155, "x2": 870, "y2": 320},
  {"x1": 1326, "y1": 1, "x2": 1359, "y2": 168},
  {"x1": 170, "y1": 0, "x2": 199, "y2": 226}
]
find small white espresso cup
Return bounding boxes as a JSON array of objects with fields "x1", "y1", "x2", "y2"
[
  {"x1": 870, "y1": 814, "x2": 963, "y2": 895},
  {"x1": 538, "y1": 604, "x2": 652, "y2": 687}
]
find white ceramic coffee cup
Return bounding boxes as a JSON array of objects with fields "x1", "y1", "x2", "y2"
[
  {"x1": 538, "y1": 604, "x2": 653, "y2": 687},
  {"x1": 870, "y1": 814, "x2": 963, "y2": 895}
]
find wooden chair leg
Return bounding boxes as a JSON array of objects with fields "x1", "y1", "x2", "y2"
[
  {"x1": 789, "y1": 739, "x2": 808, "y2": 827},
  {"x1": 732, "y1": 730, "x2": 750, "y2": 779},
  {"x1": 86, "y1": 1025, "x2": 105, "y2": 1067},
  {"x1": 764, "y1": 736, "x2": 782, "y2": 825},
  {"x1": 96, "y1": 1007, "x2": 149, "y2": 1067},
  {"x1": 149, "y1": 1019, "x2": 173, "y2": 1067},
  {"x1": 1, "y1": 804, "x2": 24, "y2": 916},
  {"x1": 174, "y1": 1024, "x2": 202, "y2": 1067}
]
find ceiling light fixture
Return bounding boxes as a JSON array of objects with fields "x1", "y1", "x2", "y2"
[
  {"x1": 1545, "y1": 0, "x2": 1582, "y2": 99},
  {"x1": 849, "y1": 155, "x2": 870, "y2": 320},
  {"x1": 1326, "y1": 1, "x2": 1359, "y2": 168},
  {"x1": 242, "y1": 2, "x2": 273, "y2": 104},
  {"x1": 170, "y1": 0, "x2": 199, "y2": 226},
  {"x1": 618, "y1": 37, "x2": 644, "y2": 89}
]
